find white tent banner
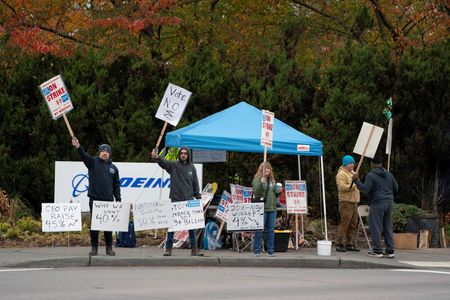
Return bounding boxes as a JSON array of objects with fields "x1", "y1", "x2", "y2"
[
  {"x1": 155, "y1": 83, "x2": 192, "y2": 126},
  {"x1": 215, "y1": 190, "x2": 232, "y2": 222},
  {"x1": 353, "y1": 122, "x2": 384, "y2": 159},
  {"x1": 54, "y1": 161, "x2": 202, "y2": 212},
  {"x1": 285, "y1": 180, "x2": 308, "y2": 214},
  {"x1": 133, "y1": 199, "x2": 172, "y2": 231},
  {"x1": 41, "y1": 203, "x2": 82, "y2": 232},
  {"x1": 168, "y1": 200, "x2": 205, "y2": 232},
  {"x1": 38, "y1": 75, "x2": 73, "y2": 120},
  {"x1": 91, "y1": 201, "x2": 131, "y2": 232},
  {"x1": 192, "y1": 149, "x2": 227, "y2": 163},
  {"x1": 260, "y1": 110, "x2": 274, "y2": 148},
  {"x1": 226, "y1": 203, "x2": 264, "y2": 231}
]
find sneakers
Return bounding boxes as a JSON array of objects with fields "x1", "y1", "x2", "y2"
[
  {"x1": 254, "y1": 253, "x2": 260, "y2": 257},
  {"x1": 267, "y1": 253, "x2": 276, "y2": 257},
  {"x1": 383, "y1": 252, "x2": 395, "y2": 258},
  {"x1": 336, "y1": 245, "x2": 346, "y2": 252},
  {"x1": 367, "y1": 251, "x2": 383, "y2": 258},
  {"x1": 345, "y1": 245, "x2": 361, "y2": 252}
]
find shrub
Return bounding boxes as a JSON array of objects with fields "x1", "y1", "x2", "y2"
[
  {"x1": 0, "y1": 222, "x2": 11, "y2": 234},
  {"x1": 16, "y1": 216, "x2": 41, "y2": 233},
  {"x1": 4, "y1": 228, "x2": 20, "y2": 239},
  {"x1": 392, "y1": 203, "x2": 427, "y2": 233}
]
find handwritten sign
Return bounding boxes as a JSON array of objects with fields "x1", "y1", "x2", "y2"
[
  {"x1": 91, "y1": 201, "x2": 131, "y2": 232},
  {"x1": 155, "y1": 83, "x2": 192, "y2": 126},
  {"x1": 285, "y1": 180, "x2": 308, "y2": 214},
  {"x1": 260, "y1": 110, "x2": 274, "y2": 148},
  {"x1": 215, "y1": 191, "x2": 232, "y2": 222},
  {"x1": 39, "y1": 75, "x2": 73, "y2": 120},
  {"x1": 226, "y1": 203, "x2": 264, "y2": 231},
  {"x1": 168, "y1": 200, "x2": 205, "y2": 232},
  {"x1": 41, "y1": 203, "x2": 81, "y2": 232},
  {"x1": 230, "y1": 184, "x2": 253, "y2": 204},
  {"x1": 133, "y1": 199, "x2": 172, "y2": 231}
]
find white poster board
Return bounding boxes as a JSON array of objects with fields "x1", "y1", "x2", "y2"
[
  {"x1": 41, "y1": 203, "x2": 82, "y2": 232},
  {"x1": 192, "y1": 150, "x2": 227, "y2": 163},
  {"x1": 54, "y1": 161, "x2": 203, "y2": 212},
  {"x1": 168, "y1": 200, "x2": 205, "y2": 232},
  {"x1": 133, "y1": 199, "x2": 172, "y2": 231},
  {"x1": 39, "y1": 75, "x2": 73, "y2": 120},
  {"x1": 226, "y1": 203, "x2": 264, "y2": 231},
  {"x1": 353, "y1": 122, "x2": 384, "y2": 159},
  {"x1": 215, "y1": 191, "x2": 232, "y2": 222},
  {"x1": 91, "y1": 201, "x2": 131, "y2": 232},
  {"x1": 155, "y1": 83, "x2": 192, "y2": 126},
  {"x1": 285, "y1": 180, "x2": 308, "y2": 214},
  {"x1": 260, "y1": 110, "x2": 274, "y2": 148}
]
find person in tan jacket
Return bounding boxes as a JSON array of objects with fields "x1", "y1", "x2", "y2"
[{"x1": 335, "y1": 155, "x2": 360, "y2": 252}]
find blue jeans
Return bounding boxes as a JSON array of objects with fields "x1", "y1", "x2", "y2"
[
  {"x1": 369, "y1": 201, "x2": 394, "y2": 254},
  {"x1": 165, "y1": 230, "x2": 197, "y2": 249},
  {"x1": 253, "y1": 211, "x2": 277, "y2": 255}
]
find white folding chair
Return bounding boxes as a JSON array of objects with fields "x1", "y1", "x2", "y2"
[{"x1": 355, "y1": 205, "x2": 372, "y2": 250}]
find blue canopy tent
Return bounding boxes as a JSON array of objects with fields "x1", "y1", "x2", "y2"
[{"x1": 165, "y1": 101, "x2": 329, "y2": 243}]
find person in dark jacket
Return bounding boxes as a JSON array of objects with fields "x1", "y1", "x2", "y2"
[
  {"x1": 353, "y1": 154, "x2": 398, "y2": 258},
  {"x1": 151, "y1": 147, "x2": 202, "y2": 256},
  {"x1": 72, "y1": 137, "x2": 121, "y2": 256}
]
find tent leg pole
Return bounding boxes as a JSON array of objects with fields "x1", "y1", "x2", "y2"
[{"x1": 320, "y1": 156, "x2": 328, "y2": 241}]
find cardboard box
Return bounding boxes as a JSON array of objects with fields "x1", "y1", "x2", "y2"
[{"x1": 393, "y1": 233, "x2": 417, "y2": 250}]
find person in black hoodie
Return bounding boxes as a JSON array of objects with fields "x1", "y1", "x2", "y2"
[
  {"x1": 72, "y1": 137, "x2": 121, "y2": 256},
  {"x1": 353, "y1": 154, "x2": 398, "y2": 258},
  {"x1": 151, "y1": 147, "x2": 202, "y2": 256}
]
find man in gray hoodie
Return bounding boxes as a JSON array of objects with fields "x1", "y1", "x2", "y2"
[
  {"x1": 151, "y1": 147, "x2": 202, "y2": 256},
  {"x1": 353, "y1": 154, "x2": 398, "y2": 258}
]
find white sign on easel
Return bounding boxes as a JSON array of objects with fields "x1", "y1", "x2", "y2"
[
  {"x1": 168, "y1": 199, "x2": 205, "y2": 232},
  {"x1": 155, "y1": 83, "x2": 192, "y2": 126},
  {"x1": 39, "y1": 75, "x2": 74, "y2": 120},
  {"x1": 285, "y1": 180, "x2": 308, "y2": 214},
  {"x1": 41, "y1": 203, "x2": 82, "y2": 232},
  {"x1": 91, "y1": 201, "x2": 131, "y2": 232},
  {"x1": 133, "y1": 199, "x2": 172, "y2": 231},
  {"x1": 226, "y1": 203, "x2": 264, "y2": 231}
]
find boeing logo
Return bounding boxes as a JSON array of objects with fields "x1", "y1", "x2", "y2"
[{"x1": 71, "y1": 174, "x2": 171, "y2": 198}]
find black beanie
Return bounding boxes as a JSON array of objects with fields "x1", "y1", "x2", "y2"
[
  {"x1": 371, "y1": 154, "x2": 382, "y2": 165},
  {"x1": 98, "y1": 144, "x2": 112, "y2": 155}
]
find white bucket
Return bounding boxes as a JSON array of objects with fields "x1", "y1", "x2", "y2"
[{"x1": 317, "y1": 240, "x2": 332, "y2": 256}]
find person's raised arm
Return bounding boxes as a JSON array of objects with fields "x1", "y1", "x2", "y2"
[
  {"x1": 151, "y1": 148, "x2": 173, "y2": 173},
  {"x1": 72, "y1": 137, "x2": 94, "y2": 168}
]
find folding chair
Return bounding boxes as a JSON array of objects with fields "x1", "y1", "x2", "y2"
[
  {"x1": 232, "y1": 232, "x2": 254, "y2": 252},
  {"x1": 355, "y1": 205, "x2": 372, "y2": 250}
]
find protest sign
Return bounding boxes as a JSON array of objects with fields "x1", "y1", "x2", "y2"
[
  {"x1": 260, "y1": 110, "x2": 274, "y2": 148},
  {"x1": 41, "y1": 203, "x2": 82, "y2": 232},
  {"x1": 91, "y1": 201, "x2": 131, "y2": 232},
  {"x1": 168, "y1": 199, "x2": 205, "y2": 232},
  {"x1": 352, "y1": 122, "x2": 384, "y2": 177},
  {"x1": 155, "y1": 83, "x2": 192, "y2": 126},
  {"x1": 226, "y1": 203, "x2": 264, "y2": 231},
  {"x1": 215, "y1": 191, "x2": 232, "y2": 222},
  {"x1": 230, "y1": 184, "x2": 253, "y2": 204},
  {"x1": 133, "y1": 199, "x2": 172, "y2": 231},
  {"x1": 285, "y1": 180, "x2": 308, "y2": 214}
]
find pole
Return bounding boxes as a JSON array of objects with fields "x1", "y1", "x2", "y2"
[
  {"x1": 62, "y1": 114, "x2": 74, "y2": 138},
  {"x1": 155, "y1": 122, "x2": 168, "y2": 151}
]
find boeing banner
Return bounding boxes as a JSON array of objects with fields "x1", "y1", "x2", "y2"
[{"x1": 54, "y1": 161, "x2": 203, "y2": 212}]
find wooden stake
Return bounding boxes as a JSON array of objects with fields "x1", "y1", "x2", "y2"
[
  {"x1": 295, "y1": 215, "x2": 298, "y2": 250},
  {"x1": 216, "y1": 221, "x2": 225, "y2": 243},
  {"x1": 155, "y1": 122, "x2": 168, "y2": 150},
  {"x1": 62, "y1": 114, "x2": 74, "y2": 138},
  {"x1": 387, "y1": 152, "x2": 391, "y2": 171}
]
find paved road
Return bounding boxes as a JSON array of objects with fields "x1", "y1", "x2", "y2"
[{"x1": 1, "y1": 266, "x2": 449, "y2": 300}]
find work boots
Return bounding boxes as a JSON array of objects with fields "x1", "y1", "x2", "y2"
[
  {"x1": 191, "y1": 246, "x2": 204, "y2": 257},
  {"x1": 89, "y1": 246, "x2": 98, "y2": 256},
  {"x1": 163, "y1": 247, "x2": 172, "y2": 256},
  {"x1": 106, "y1": 245, "x2": 116, "y2": 256}
]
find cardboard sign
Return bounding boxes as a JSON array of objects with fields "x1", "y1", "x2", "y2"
[
  {"x1": 133, "y1": 199, "x2": 172, "y2": 231},
  {"x1": 39, "y1": 75, "x2": 73, "y2": 120},
  {"x1": 285, "y1": 180, "x2": 308, "y2": 214},
  {"x1": 41, "y1": 203, "x2": 82, "y2": 232},
  {"x1": 155, "y1": 83, "x2": 192, "y2": 126},
  {"x1": 226, "y1": 203, "x2": 264, "y2": 231},
  {"x1": 230, "y1": 184, "x2": 253, "y2": 204},
  {"x1": 91, "y1": 201, "x2": 131, "y2": 232},
  {"x1": 353, "y1": 122, "x2": 384, "y2": 159},
  {"x1": 215, "y1": 191, "x2": 232, "y2": 222},
  {"x1": 168, "y1": 200, "x2": 205, "y2": 232},
  {"x1": 260, "y1": 110, "x2": 274, "y2": 148}
]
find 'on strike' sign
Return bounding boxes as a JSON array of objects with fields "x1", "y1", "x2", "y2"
[
  {"x1": 260, "y1": 110, "x2": 274, "y2": 148},
  {"x1": 155, "y1": 83, "x2": 192, "y2": 126},
  {"x1": 39, "y1": 75, "x2": 73, "y2": 120}
]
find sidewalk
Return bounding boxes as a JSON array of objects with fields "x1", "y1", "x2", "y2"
[{"x1": 1, "y1": 246, "x2": 449, "y2": 269}]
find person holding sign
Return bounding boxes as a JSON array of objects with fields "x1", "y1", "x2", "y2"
[
  {"x1": 335, "y1": 155, "x2": 361, "y2": 252},
  {"x1": 252, "y1": 162, "x2": 279, "y2": 257},
  {"x1": 352, "y1": 154, "x2": 398, "y2": 258},
  {"x1": 151, "y1": 147, "x2": 203, "y2": 256},
  {"x1": 72, "y1": 137, "x2": 121, "y2": 256}
]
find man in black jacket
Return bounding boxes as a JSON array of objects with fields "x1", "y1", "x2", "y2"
[
  {"x1": 353, "y1": 154, "x2": 398, "y2": 258},
  {"x1": 151, "y1": 147, "x2": 202, "y2": 256},
  {"x1": 72, "y1": 137, "x2": 121, "y2": 256}
]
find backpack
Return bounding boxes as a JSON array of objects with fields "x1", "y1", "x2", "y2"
[{"x1": 116, "y1": 221, "x2": 137, "y2": 248}]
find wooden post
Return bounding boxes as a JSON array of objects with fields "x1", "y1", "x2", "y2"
[
  {"x1": 155, "y1": 122, "x2": 168, "y2": 151},
  {"x1": 387, "y1": 152, "x2": 391, "y2": 171},
  {"x1": 216, "y1": 221, "x2": 225, "y2": 243},
  {"x1": 62, "y1": 114, "x2": 75, "y2": 138},
  {"x1": 295, "y1": 215, "x2": 298, "y2": 250}
]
